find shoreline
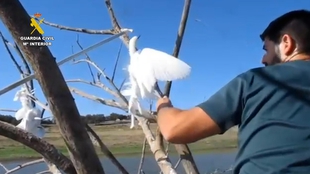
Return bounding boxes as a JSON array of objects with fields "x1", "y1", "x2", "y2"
[
  {"x1": 0, "y1": 124, "x2": 238, "y2": 162},
  {"x1": 0, "y1": 144, "x2": 237, "y2": 162}
]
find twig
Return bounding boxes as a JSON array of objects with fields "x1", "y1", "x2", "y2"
[
  {"x1": 0, "y1": 108, "x2": 17, "y2": 112},
  {"x1": 36, "y1": 170, "x2": 50, "y2": 174},
  {"x1": 76, "y1": 35, "x2": 96, "y2": 83},
  {"x1": 0, "y1": 163, "x2": 8, "y2": 172},
  {"x1": 118, "y1": 78, "x2": 127, "y2": 91},
  {"x1": 174, "y1": 158, "x2": 182, "y2": 169},
  {"x1": 112, "y1": 43, "x2": 122, "y2": 82},
  {"x1": 137, "y1": 138, "x2": 147, "y2": 174},
  {"x1": 0, "y1": 32, "x2": 23, "y2": 75},
  {"x1": 5, "y1": 158, "x2": 45, "y2": 174},
  {"x1": 40, "y1": 103, "x2": 49, "y2": 118}
]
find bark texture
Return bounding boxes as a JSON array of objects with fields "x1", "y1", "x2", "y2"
[{"x1": 0, "y1": 0, "x2": 105, "y2": 173}]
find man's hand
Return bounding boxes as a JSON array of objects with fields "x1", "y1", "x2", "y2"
[{"x1": 156, "y1": 96, "x2": 173, "y2": 113}]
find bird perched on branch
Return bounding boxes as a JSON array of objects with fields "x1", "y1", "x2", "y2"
[
  {"x1": 121, "y1": 36, "x2": 191, "y2": 128},
  {"x1": 13, "y1": 87, "x2": 45, "y2": 138}
]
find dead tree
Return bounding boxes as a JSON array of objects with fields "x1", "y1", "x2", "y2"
[
  {"x1": 0, "y1": 0, "x2": 206, "y2": 173},
  {"x1": 0, "y1": 0, "x2": 105, "y2": 174}
]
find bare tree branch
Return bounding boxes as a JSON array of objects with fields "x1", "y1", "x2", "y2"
[
  {"x1": 164, "y1": 0, "x2": 191, "y2": 95},
  {"x1": 66, "y1": 78, "x2": 115, "y2": 95},
  {"x1": 76, "y1": 35, "x2": 96, "y2": 83},
  {"x1": 158, "y1": 0, "x2": 199, "y2": 173},
  {"x1": 137, "y1": 138, "x2": 147, "y2": 174},
  {"x1": 103, "y1": 0, "x2": 130, "y2": 48},
  {"x1": 73, "y1": 59, "x2": 128, "y2": 104},
  {"x1": 36, "y1": 170, "x2": 50, "y2": 174},
  {"x1": 5, "y1": 158, "x2": 45, "y2": 174},
  {"x1": 0, "y1": 0, "x2": 105, "y2": 173},
  {"x1": 1, "y1": 34, "x2": 36, "y2": 107},
  {"x1": 0, "y1": 163, "x2": 9, "y2": 172},
  {"x1": 118, "y1": 78, "x2": 127, "y2": 91},
  {"x1": 16, "y1": 42, "x2": 36, "y2": 107},
  {"x1": 0, "y1": 108, "x2": 17, "y2": 112},
  {"x1": 32, "y1": 16, "x2": 115, "y2": 35},
  {"x1": 112, "y1": 43, "x2": 122, "y2": 82},
  {"x1": 0, "y1": 31, "x2": 23, "y2": 75},
  {"x1": 174, "y1": 158, "x2": 182, "y2": 169},
  {"x1": 66, "y1": 78, "x2": 119, "y2": 99},
  {"x1": 69, "y1": 87, "x2": 126, "y2": 109},
  {"x1": 86, "y1": 124, "x2": 129, "y2": 174},
  {"x1": 0, "y1": 121, "x2": 76, "y2": 173}
]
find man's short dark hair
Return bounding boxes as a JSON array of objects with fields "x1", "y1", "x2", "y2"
[{"x1": 260, "y1": 9, "x2": 310, "y2": 54}]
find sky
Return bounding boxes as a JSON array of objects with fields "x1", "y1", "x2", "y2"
[{"x1": 0, "y1": 0, "x2": 309, "y2": 117}]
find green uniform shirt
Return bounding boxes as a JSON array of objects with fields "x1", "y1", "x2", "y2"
[{"x1": 198, "y1": 60, "x2": 310, "y2": 174}]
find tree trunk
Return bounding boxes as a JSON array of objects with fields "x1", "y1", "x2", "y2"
[{"x1": 0, "y1": 0, "x2": 105, "y2": 173}]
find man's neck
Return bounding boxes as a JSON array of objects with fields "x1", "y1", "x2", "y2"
[{"x1": 284, "y1": 54, "x2": 310, "y2": 62}]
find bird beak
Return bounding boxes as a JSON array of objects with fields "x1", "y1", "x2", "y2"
[{"x1": 137, "y1": 35, "x2": 141, "y2": 39}]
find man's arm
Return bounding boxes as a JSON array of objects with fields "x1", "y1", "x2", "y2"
[{"x1": 157, "y1": 74, "x2": 246, "y2": 144}]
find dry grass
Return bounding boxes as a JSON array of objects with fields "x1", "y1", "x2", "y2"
[{"x1": 0, "y1": 123, "x2": 238, "y2": 160}]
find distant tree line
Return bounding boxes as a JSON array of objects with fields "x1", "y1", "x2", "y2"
[{"x1": 0, "y1": 112, "x2": 132, "y2": 125}]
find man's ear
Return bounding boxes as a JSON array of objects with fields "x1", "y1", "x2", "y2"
[{"x1": 281, "y1": 34, "x2": 296, "y2": 56}]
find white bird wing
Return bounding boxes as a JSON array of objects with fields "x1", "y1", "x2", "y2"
[
  {"x1": 133, "y1": 54, "x2": 157, "y2": 98},
  {"x1": 21, "y1": 108, "x2": 41, "y2": 132},
  {"x1": 138, "y1": 48, "x2": 191, "y2": 81},
  {"x1": 23, "y1": 110, "x2": 37, "y2": 132},
  {"x1": 15, "y1": 107, "x2": 27, "y2": 120}
]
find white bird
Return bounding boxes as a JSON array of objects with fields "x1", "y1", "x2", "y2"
[
  {"x1": 16, "y1": 108, "x2": 45, "y2": 138},
  {"x1": 13, "y1": 87, "x2": 32, "y2": 121},
  {"x1": 121, "y1": 36, "x2": 191, "y2": 128},
  {"x1": 13, "y1": 87, "x2": 45, "y2": 138}
]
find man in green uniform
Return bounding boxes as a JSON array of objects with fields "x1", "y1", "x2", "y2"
[{"x1": 156, "y1": 9, "x2": 310, "y2": 174}]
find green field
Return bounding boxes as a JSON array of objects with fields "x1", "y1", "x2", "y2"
[{"x1": 0, "y1": 123, "x2": 238, "y2": 161}]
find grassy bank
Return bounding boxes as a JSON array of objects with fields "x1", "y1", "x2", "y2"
[{"x1": 0, "y1": 123, "x2": 238, "y2": 161}]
